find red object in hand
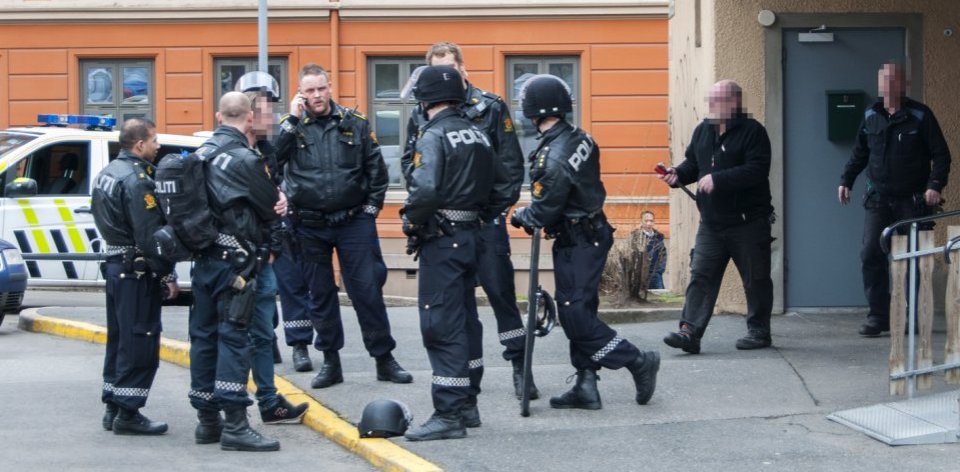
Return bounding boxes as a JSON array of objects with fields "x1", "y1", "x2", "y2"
[{"x1": 654, "y1": 163, "x2": 669, "y2": 176}]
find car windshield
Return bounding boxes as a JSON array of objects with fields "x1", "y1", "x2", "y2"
[{"x1": 0, "y1": 133, "x2": 38, "y2": 159}]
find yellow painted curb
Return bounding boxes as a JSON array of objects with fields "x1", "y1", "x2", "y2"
[{"x1": 17, "y1": 308, "x2": 443, "y2": 472}]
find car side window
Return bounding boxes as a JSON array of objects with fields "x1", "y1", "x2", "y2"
[
  {"x1": 1, "y1": 141, "x2": 92, "y2": 196},
  {"x1": 107, "y1": 142, "x2": 197, "y2": 161}
]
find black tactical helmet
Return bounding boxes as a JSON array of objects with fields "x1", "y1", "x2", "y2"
[
  {"x1": 357, "y1": 399, "x2": 413, "y2": 438},
  {"x1": 234, "y1": 71, "x2": 280, "y2": 101},
  {"x1": 412, "y1": 65, "x2": 465, "y2": 105},
  {"x1": 520, "y1": 74, "x2": 573, "y2": 119}
]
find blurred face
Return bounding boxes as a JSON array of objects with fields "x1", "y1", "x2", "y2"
[
  {"x1": 300, "y1": 73, "x2": 332, "y2": 116},
  {"x1": 878, "y1": 64, "x2": 905, "y2": 101},
  {"x1": 429, "y1": 53, "x2": 468, "y2": 88},
  {"x1": 642, "y1": 213, "x2": 655, "y2": 231},
  {"x1": 707, "y1": 81, "x2": 741, "y2": 121},
  {"x1": 136, "y1": 129, "x2": 160, "y2": 162},
  {"x1": 251, "y1": 95, "x2": 275, "y2": 138}
]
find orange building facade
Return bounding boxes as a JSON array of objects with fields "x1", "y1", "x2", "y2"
[{"x1": 0, "y1": 0, "x2": 669, "y2": 295}]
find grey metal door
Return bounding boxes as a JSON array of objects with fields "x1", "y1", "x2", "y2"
[{"x1": 783, "y1": 28, "x2": 905, "y2": 308}]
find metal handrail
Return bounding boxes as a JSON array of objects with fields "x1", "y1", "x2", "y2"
[
  {"x1": 944, "y1": 235, "x2": 960, "y2": 264},
  {"x1": 880, "y1": 209, "x2": 960, "y2": 254}
]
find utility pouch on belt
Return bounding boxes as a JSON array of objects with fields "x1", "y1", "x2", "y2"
[{"x1": 222, "y1": 276, "x2": 258, "y2": 328}]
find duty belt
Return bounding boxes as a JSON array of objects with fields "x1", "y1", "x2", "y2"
[
  {"x1": 105, "y1": 244, "x2": 137, "y2": 256},
  {"x1": 438, "y1": 209, "x2": 479, "y2": 222}
]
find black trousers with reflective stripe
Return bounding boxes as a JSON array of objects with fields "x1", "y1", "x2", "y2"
[
  {"x1": 101, "y1": 261, "x2": 162, "y2": 411},
  {"x1": 418, "y1": 229, "x2": 483, "y2": 416},
  {"x1": 552, "y1": 223, "x2": 640, "y2": 371},
  {"x1": 274, "y1": 248, "x2": 316, "y2": 346},
  {"x1": 188, "y1": 257, "x2": 254, "y2": 411},
  {"x1": 476, "y1": 216, "x2": 526, "y2": 361}
]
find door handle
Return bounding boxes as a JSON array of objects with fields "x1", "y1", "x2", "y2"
[{"x1": 74, "y1": 206, "x2": 92, "y2": 214}]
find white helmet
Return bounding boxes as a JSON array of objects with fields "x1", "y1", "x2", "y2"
[{"x1": 234, "y1": 71, "x2": 280, "y2": 101}]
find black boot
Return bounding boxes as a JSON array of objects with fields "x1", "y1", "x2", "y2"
[
  {"x1": 376, "y1": 355, "x2": 413, "y2": 384},
  {"x1": 663, "y1": 323, "x2": 701, "y2": 354},
  {"x1": 461, "y1": 397, "x2": 481, "y2": 428},
  {"x1": 272, "y1": 338, "x2": 283, "y2": 364},
  {"x1": 627, "y1": 351, "x2": 661, "y2": 405},
  {"x1": 549, "y1": 369, "x2": 602, "y2": 410},
  {"x1": 260, "y1": 394, "x2": 309, "y2": 424},
  {"x1": 735, "y1": 330, "x2": 772, "y2": 350},
  {"x1": 404, "y1": 412, "x2": 466, "y2": 441},
  {"x1": 292, "y1": 344, "x2": 313, "y2": 372},
  {"x1": 311, "y1": 351, "x2": 343, "y2": 389},
  {"x1": 113, "y1": 408, "x2": 168, "y2": 436},
  {"x1": 511, "y1": 358, "x2": 540, "y2": 400},
  {"x1": 102, "y1": 403, "x2": 118, "y2": 431},
  {"x1": 220, "y1": 408, "x2": 280, "y2": 452},
  {"x1": 195, "y1": 409, "x2": 223, "y2": 444}
]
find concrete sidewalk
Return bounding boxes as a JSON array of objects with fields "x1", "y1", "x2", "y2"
[{"x1": 20, "y1": 300, "x2": 960, "y2": 472}]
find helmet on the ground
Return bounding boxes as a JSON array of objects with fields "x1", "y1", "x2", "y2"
[
  {"x1": 358, "y1": 399, "x2": 413, "y2": 438},
  {"x1": 234, "y1": 71, "x2": 280, "y2": 101},
  {"x1": 412, "y1": 65, "x2": 465, "y2": 105},
  {"x1": 535, "y1": 288, "x2": 558, "y2": 337},
  {"x1": 519, "y1": 74, "x2": 573, "y2": 119}
]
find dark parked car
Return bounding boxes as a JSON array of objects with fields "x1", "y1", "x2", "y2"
[{"x1": 0, "y1": 238, "x2": 28, "y2": 327}]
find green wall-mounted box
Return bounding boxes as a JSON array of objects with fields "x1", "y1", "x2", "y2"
[{"x1": 826, "y1": 90, "x2": 867, "y2": 141}]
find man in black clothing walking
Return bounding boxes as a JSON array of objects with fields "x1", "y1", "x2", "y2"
[
  {"x1": 839, "y1": 63, "x2": 951, "y2": 337},
  {"x1": 659, "y1": 80, "x2": 775, "y2": 354}
]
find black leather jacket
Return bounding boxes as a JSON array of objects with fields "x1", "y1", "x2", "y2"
[
  {"x1": 274, "y1": 101, "x2": 388, "y2": 213},
  {"x1": 524, "y1": 121, "x2": 606, "y2": 231},
  {"x1": 91, "y1": 150, "x2": 173, "y2": 276},
  {"x1": 841, "y1": 98, "x2": 951, "y2": 196},
  {"x1": 403, "y1": 108, "x2": 512, "y2": 225},
  {"x1": 402, "y1": 83, "x2": 524, "y2": 209},
  {"x1": 197, "y1": 126, "x2": 279, "y2": 246}
]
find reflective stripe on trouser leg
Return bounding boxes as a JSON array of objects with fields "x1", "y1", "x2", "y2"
[
  {"x1": 274, "y1": 249, "x2": 316, "y2": 346},
  {"x1": 418, "y1": 231, "x2": 479, "y2": 415},
  {"x1": 215, "y1": 316, "x2": 254, "y2": 408},
  {"x1": 188, "y1": 258, "x2": 234, "y2": 411},
  {"x1": 465, "y1": 272, "x2": 484, "y2": 396},
  {"x1": 334, "y1": 215, "x2": 397, "y2": 358},
  {"x1": 553, "y1": 225, "x2": 640, "y2": 370},
  {"x1": 476, "y1": 219, "x2": 525, "y2": 361},
  {"x1": 105, "y1": 261, "x2": 162, "y2": 411}
]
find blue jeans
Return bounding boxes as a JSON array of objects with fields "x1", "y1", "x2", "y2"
[{"x1": 248, "y1": 264, "x2": 280, "y2": 409}]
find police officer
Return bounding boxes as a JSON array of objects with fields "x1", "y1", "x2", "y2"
[
  {"x1": 93, "y1": 118, "x2": 177, "y2": 435},
  {"x1": 274, "y1": 63, "x2": 412, "y2": 389},
  {"x1": 188, "y1": 92, "x2": 281, "y2": 451},
  {"x1": 402, "y1": 65, "x2": 512, "y2": 441},
  {"x1": 235, "y1": 73, "x2": 310, "y2": 424},
  {"x1": 401, "y1": 42, "x2": 537, "y2": 399},
  {"x1": 236, "y1": 72, "x2": 315, "y2": 371},
  {"x1": 839, "y1": 63, "x2": 951, "y2": 337},
  {"x1": 511, "y1": 75, "x2": 660, "y2": 410}
]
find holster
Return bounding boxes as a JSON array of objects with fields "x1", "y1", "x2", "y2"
[{"x1": 220, "y1": 277, "x2": 258, "y2": 328}]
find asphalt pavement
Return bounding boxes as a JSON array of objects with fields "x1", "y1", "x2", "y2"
[
  {"x1": 0, "y1": 314, "x2": 374, "y2": 472},
  {"x1": 11, "y1": 289, "x2": 960, "y2": 472}
]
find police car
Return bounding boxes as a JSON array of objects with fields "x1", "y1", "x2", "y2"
[{"x1": 0, "y1": 114, "x2": 204, "y2": 290}]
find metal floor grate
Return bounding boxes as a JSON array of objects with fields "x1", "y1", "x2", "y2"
[{"x1": 828, "y1": 390, "x2": 960, "y2": 445}]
